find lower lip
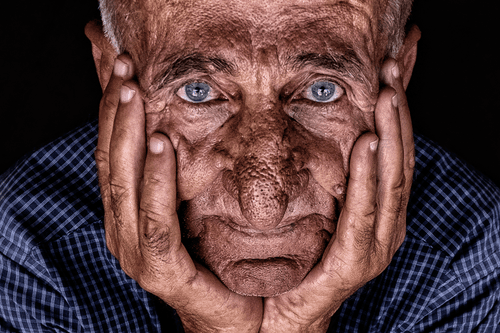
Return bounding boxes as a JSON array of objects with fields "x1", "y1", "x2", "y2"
[
  {"x1": 222, "y1": 257, "x2": 304, "y2": 296},
  {"x1": 193, "y1": 213, "x2": 335, "y2": 260},
  {"x1": 184, "y1": 214, "x2": 335, "y2": 296}
]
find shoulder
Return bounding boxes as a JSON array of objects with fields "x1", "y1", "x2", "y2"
[
  {"x1": 0, "y1": 120, "x2": 173, "y2": 332},
  {"x1": 409, "y1": 133, "x2": 500, "y2": 263},
  {"x1": 400, "y1": 133, "x2": 500, "y2": 330},
  {"x1": 0, "y1": 120, "x2": 102, "y2": 262}
]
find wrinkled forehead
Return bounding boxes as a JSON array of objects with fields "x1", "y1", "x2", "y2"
[
  {"x1": 150, "y1": 0, "x2": 381, "y2": 55},
  {"x1": 134, "y1": 0, "x2": 385, "y2": 94}
]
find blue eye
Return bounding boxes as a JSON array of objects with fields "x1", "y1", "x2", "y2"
[
  {"x1": 304, "y1": 81, "x2": 343, "y2": 103},
  {"x1": 177, "y1": 82, "x2": 217, "y2": 103}
]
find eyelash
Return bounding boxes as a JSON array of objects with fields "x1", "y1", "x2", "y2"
[{"x1": 176, "y1": 78, "x2": 345, "y2": 105}]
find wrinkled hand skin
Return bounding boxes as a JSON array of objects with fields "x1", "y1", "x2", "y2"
[
  {"x1": 95, "y1": 55, "x2": 263, "y2": 333},
  {"x1": 96, "y1": 52, "x2": 413, "y2": 332}
]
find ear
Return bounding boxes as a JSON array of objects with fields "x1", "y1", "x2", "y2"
[
  {"x1": 85, "y1": 20, "x2": 119, "y2": 92},
  {"x1": 396, "y1": 25, "x2": 421, "y2": 90}
]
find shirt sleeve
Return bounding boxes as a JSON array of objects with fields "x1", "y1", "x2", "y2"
[{"x1": 0, "y1": 250, "x2": 81, "y2": 332}]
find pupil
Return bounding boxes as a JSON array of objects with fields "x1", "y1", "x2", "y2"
[
  {"x1": 311, "y1": 81, "x2": 335, "y2": 101},
  {"x1": 185, "y1": 82, "x2": 210, "y2": 102}
]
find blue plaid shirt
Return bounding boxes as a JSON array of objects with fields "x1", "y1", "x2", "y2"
[{"x1": 1, "y1": 119, "x2": 499, "y2": 332}]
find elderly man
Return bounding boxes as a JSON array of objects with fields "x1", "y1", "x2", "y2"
[{"x1": 1, "y1": 0, "x2": 499, "y2": 332}]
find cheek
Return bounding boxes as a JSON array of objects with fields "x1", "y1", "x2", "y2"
[
  {"x1": 176, "y1": 138, "x2": 223, "y2": 200},
  {"x1": 146, "y1": 110, "x2": 224, "y2": 201},
  {"x1": 289, "y1": 100, "x2": 371, "y2": 184},
  {"x1": 302, "y1": 137, "x2": 347, "y2": 201}
]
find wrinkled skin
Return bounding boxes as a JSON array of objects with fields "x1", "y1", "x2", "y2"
[
  {"x1": 86, "y1": 0, "x2": 419, "y2": 331},
  {"x1": 144, "y1": 0, "x2": 381, "y2": 297}
]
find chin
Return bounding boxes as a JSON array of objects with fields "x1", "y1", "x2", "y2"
[
  {"x1": 220, "y1": 257, "x2": 319, "y2": 297},
  {"x1": 182, "y1": 214, "x2": 335, "y2": 297}
]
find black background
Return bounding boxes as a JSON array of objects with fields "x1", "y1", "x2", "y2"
[{"x1": 2, "y1": 1, "x2": 499, "y2": 186}]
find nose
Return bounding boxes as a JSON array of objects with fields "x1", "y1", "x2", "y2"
[
  {"x1": 235, "y1": 150, "x2": 289, "y2": 230},
  {"x1": 223, "y1": 100, "x2": 306, "y2": 231}
]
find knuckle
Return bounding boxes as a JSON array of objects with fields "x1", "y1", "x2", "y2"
[
  {"x1": 343, "y1": 205, "x2": 376, "y2": 223},
  {"x1": 143, "y1": 171, "x2": 171, "y2": 190},
  {"x1": 109, "y1": 184, "x2": 135, "y2": 228},
  {"x1": 352, "y1": 227, "x2": 375, "y2": 251},
  {"x1": 109, "y1": 182, "x2": 134, "y2": 202},
  {"x1": 379, "y1": 203, "x2": 401, "y2": 218},
  {"x1": 94, "y1": 150, "x2": 110, "y2": 176},
  {"x1": 146, "y1": 171, "x2": 168, "y2": 184},
  {"x1": 100, "y1": 92, "x2": 119, "y2": 112},
  {"x1": 94, "y1": 148, "x2": 109, "y2": 165},
  {"x1": 340, "y1": 216, "x2": 376, "y2": 251},
  {"x1": 377, "y1": 191, "x2": 404, "y2": 217},
  {"x1": 141, "y1": 222, "x2": 173, "y2": 257},
  {"x1": 140, "y1": 198, "x2": 175, "y2": 219}
]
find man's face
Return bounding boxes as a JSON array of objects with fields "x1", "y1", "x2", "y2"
[{"x1": 135, "y1": 0, "x2": 385, "y2": 296}]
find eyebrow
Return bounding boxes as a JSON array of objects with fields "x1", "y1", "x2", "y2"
[
  {"x1": 290, "y1": 50, "x2": 366, "y2": 83},
  {"x1": 152, "y1": 49, "x2": 366, "y2": 92},
  {"x1": 153, "y1": 53, "x2": 236, "y2": 91}
]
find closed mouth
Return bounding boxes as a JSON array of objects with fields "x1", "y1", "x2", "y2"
[{"x1": 221, "y1": 213, "x2": 335, "y2": 237}]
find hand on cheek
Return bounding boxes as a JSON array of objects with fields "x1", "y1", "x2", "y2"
[
  {"x1": 95, "y1": 55, "x2": 263, "y2": 333},
  {"x1": 260, "y1": 58, "x2": 414, "y2": 333}
]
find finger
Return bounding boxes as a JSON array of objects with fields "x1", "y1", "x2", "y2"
[
  {"x1": 96, "y1": 55, "x2": 136, "y2": 257},
  {"x1": 273, "y1": 135, "x2": 379, "y2": 324},
  {"x1": 96, "y1": 55, "x2": 135, "y2": 169},
  {"x1": 374, "y1": 86, "x2": 405, "y2": 249},
  {"x1": 109, "y1": 80, "x2": 145, "y2": 263},
  {"x1": 380, "y1": 59, "x2": 415, "y2": 198},
  {"x1": 379, "y1": 59, "x2": 414, "y2": 250},
  {"x1": 139, "y1": 133, "x2": 184, "y2": 263},
  {"x1": 137, "y1": 136, "x2": 263, "y2": 323},
  {"x1": 326, "y1": 132, "x2": 379, "y2": 263}
]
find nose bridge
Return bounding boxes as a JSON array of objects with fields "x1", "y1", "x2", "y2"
[
  {"x1": 241, "y1": 92, "x2": 287, "y2": 141},
  {"x1": 231, "y1": 96, "x2": 296, "y2": 230}
]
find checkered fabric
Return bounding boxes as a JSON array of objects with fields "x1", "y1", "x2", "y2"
[{"x1": 1, "y1": 120, "x2": 499, "y2": 332}]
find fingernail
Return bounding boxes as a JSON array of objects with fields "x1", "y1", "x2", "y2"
[
  {"x1": 392, "y1": 63, "x2": 400, "y2": 78},
  {"x1": 120, "y1": 85, "x2": 135, "y2": 103},
  {"x1": 392, "y1": 94, "x2": 398, "y2": 108},
  {"x1": 334, "y1": 184, "x2": 345, "y2": 195},
  {"x1": 149, "y1": 136, "x2": 164, "y2": 154},
  {"x1": 370, "y1": 139, "x2": 379, "y2": 151},
  {"x1": 114, "y1": 58, "x2": 128, "y2": 77}
]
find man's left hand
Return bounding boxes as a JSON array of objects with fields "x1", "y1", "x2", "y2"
[{"x1": 260, "y1": 58, "x2": 414, "y2": 332}]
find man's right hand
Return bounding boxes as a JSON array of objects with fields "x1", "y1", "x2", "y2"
[{"x1": 95, "y1": 54, "x2": 263, "y2": 333}]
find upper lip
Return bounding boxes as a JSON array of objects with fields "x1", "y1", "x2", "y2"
[{"x1": 222, "y1": 213, "x2": 335, "y2": 237}]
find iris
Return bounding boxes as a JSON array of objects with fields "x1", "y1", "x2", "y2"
[
  {"x1": 185, "y1": 82, "x2": 210, "y2": 102},
  {"x1": 311, "y1": 81, "x2": 336, "y2": 102}
]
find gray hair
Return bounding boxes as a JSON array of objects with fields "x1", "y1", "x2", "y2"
[
  {"x1": 99, "y1": 0, "x2": 122, "y2": 53},
  {"x1": 99, "y1": 0, "x2": 413, "y2": 58},
  {"x1": 382, "y1": 0, "x2": 414, "y2": 57}
]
